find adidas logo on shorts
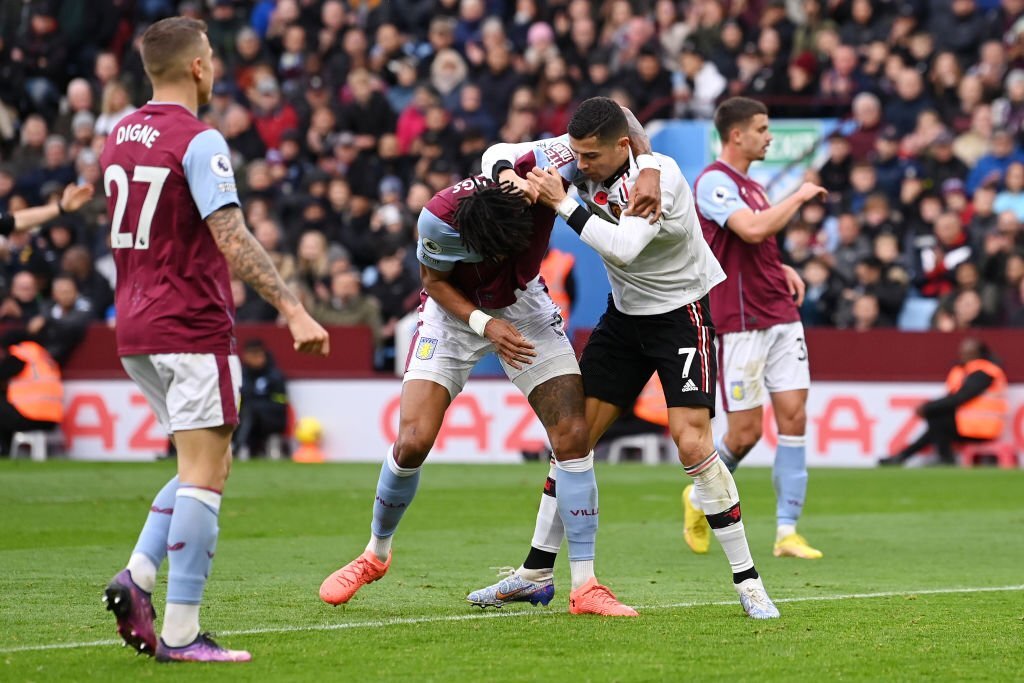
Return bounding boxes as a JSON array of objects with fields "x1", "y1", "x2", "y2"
[{"x1": 682, "y1": 379, "x2": 699, "y2": 392}]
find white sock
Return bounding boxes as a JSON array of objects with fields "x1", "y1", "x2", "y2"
[
  {"x1": 569, "y1": 560, "x2": 595, "y2": 590},
  {"x1": 530, "y1": 463, "x2": 564, "y2": 553},
  {"x1": 687, "y1": 452, "x2": 755, "y2": 575},
  {"x1": 365, "y1": 534, "x2": 392, "y2": 563},
  {"x1": 127, "y1": 553, "x2": 157, "y2": 593},
  {"x1": 161, "y1": 602, "x2": 200, "y2": 647},
  {"x1": 776, "y1": 523, "x2": 796, "y2": 541},
  {"x1": 688, "y1": 483, "x2": 701, "y2": 510},
  {"x1": 516, "y1": 565, "x2": 553, "y2": 583}
]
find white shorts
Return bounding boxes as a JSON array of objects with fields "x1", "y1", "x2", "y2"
[
  {"x1": 404, "y1": 277, "x2": 580, "y2": 399},
  {"x1": 122, "y1": 353, "x2": 242, "y2": 433},
  {"x1": 718, "y1": 321, "x2": 810, "y2": 412}
]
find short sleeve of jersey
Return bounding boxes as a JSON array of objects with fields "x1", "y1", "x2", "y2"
[
  {"x1": 528, "y1": 134, "x2": 578, "y2": 184},
  {"x1": 182, "y1": 128, "x2": 241, "y2": 219},
  {"x1": 416, "y1": 208, "x2": 472, "y2": 271},
  {"x1": 696, "y1": 170, "x2": 744, "y2": 229}
]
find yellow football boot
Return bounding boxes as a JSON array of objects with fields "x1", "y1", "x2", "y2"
[
  {"x1": 682, "y1": 484, "x2": 711, "y2": 554},
  {"x1": 773, "y1": 533, "x2": 824, "y2": 559}
]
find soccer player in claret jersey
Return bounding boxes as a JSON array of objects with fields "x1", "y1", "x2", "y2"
[
  {"x1": 318, "y1": 107, "x2": 662, "y2": 618},
  {"x1": 688, "y1": 96, "x2": 827, "y2": 561},
  {"x1": 99, "y1": 17, "x2": 328, "y2": 663},
  {"x1": 317, "y1": 172, "x2": 654, "y2": 617},
  {"x1": 468, "y1": 97, "x2": 779, "y2": 619}
]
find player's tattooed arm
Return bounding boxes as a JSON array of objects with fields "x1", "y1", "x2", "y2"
[
  {"x1": 621, "y1": 107, "x2": 662, "y2": 223},
  {"x1": 207, "y1": 206, "x2": 297, "y2": 310},
  {"x1": 207, "y1": 206, "x2": 330, "y2": 355}
]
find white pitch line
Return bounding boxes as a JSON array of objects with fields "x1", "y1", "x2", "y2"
[{"x1": 2, "y1": 584, "x2": 1021, "y2": 655}]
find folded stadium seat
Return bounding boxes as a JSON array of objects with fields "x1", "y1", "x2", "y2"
[
  {"x1": 897, "y1": 296, "x2": 940, "y2": 331},
  {"x1": 606, "y1": 433, "x2": 674, "y2": 465},
  {"x1": 10, "y1": 430, "x2": 62, "y2": 462},
  {"x1": 959, "y1": 441, "x2": 1019, "y2": 469}
]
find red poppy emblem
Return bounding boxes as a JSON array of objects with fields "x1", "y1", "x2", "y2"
[{"x1": 594, "y1": 191, "x2": 608, "y2": 204}]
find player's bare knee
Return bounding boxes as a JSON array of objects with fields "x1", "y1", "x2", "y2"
[
  {"x1": 777, "y1": 407, "x2": 807, "y2": 436},
  {"x1": 674, "y1": 428, "x2": 714, "y2": 467},
  {"x1": 393, "y1": 430, "x2": 433, "y2": 468},
  {"x1": 731, "y1": 428, "x2": 761, "y2": 455},
  {"x1": 548, "y1": 417, "x2": 589, "y2": 462}
]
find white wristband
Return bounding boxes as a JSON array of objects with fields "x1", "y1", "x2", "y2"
[
  {"x1": 556, "y1": 195, "x2": 580, "y2": 220},
  {"x1": 636, "y1": 154, "x2": 661, "y2": 172},
  {"x1": 468, "y1": 309, "x2": 493, "y2": 337}
]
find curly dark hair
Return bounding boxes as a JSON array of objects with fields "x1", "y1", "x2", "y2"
[{"x1": 453, "y1": 180, "x2": 534, "y2": 261}]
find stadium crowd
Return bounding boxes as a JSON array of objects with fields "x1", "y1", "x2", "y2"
[{"x1": 2, "y1": 0, "x2": 1024, "y2": 368}]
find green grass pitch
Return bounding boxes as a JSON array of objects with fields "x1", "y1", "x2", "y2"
[{"x1": 1, "y1": 461, "x2": 1022, "y2": 681}]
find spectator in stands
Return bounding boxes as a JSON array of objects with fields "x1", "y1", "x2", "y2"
[
  {"x1": 9, "y1": 116, "x2": 47, "y2": 177},
  {"x1": 880, "y1": 338, "x2": 1007, "y2": 466},
  {"x1": 849, "y1": 292, "x2": 882, "y2": 330},
  {"x1": 54, "y1": 79, "x2": 95, "y2": 140},
  {"x1": 994, "y1": 161, "x2": 1024, "y2": 219},
  {"x1": 0, "y1": 271, "x2": 43, "y2": 323},
  {"x1": 819, "y1": 43, "x2": 866, "y2": 108},
  {"x1": 966, "y1": 129, "x2": 1024, "y2": 195},
  {"x1": 924, "y1": 131, "x2": 970, "y2": 192},
  {"x1": 94, "y1": 82, "x2": 137, "y2": 138},
  {"x1": 820, "y1": 131, "x2": 852, "y2": 198},
  {"x1": 0, "y1": 331, "x2": 62, "y2": 455},
  {"x1": 61, "y1": 245, "x2": 112, "y2": 320},
  {"x1": 913, "y1": 212, "x2": 974, "y2": 298},
  {"x1": 844, "y1": 160, "x2": 879, "y2": 214},
  {"x1": 18, "y1": 137, "x2": 75, "y2": 205},
  {"x1": 11, "y1": 5, "x2": 66, "y2": 119},
  {"x1": 830, "y1": 212, "x2": 873, "y2": 284},
  {"x1": 234, "y1": 338, "x2": 289, "y2": 459},
  {"x1": 26, "y1": 272, "x2": 91, "y2": 365},
  {"x1": 673, "y1": 41, "x2": 727, "y2": 120},
  {"x1": 801, "y1": 257, "x2": 840, "y2": 326},
  {"x1": 310, "y1": 268, "x2": 382, "y2": 343},
  {"x1": 249, "y1": 75, "x2": 298, "y2": 152},
  {"x1": 886, "y1": 68, "x2": 935, "y2": 138},
  {"x1": 836, "y1": 256, "x2": 905, "y2": 327},
  {"x1": 367, "y1": 247, "x2": 419, "y2": 369},
  {"x1": 992, "y1": 69, "x2": 1024, "y2": 138}
]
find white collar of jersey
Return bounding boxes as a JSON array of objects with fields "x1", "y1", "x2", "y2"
[{"x1": 577, "y1": 148, "x2": 637, "y2": 208}]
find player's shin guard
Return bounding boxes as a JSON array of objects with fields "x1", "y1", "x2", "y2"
[
  {"x1": 773, "y1": 435, "x2": 807, "y2": 529},
  {"x1": 368, "y1": 446, "x2": 420, "y2": 558},
  {"x1": 164, "y1": 486, "x2": 221, "y2": 646},
  {"x1": 555, "y1": 453, "x2": 597, "y2": 590},
  {"x1": 129, "y1": 475, "x2": 179, "y2": 592},
  {"x1": 685, "y1": 451, "x2": 757, "y2": 582}
]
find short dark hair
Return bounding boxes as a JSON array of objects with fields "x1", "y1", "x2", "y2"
[
  {"x1": 141, "y1": 17, "x2": 208, "y2": 82},
  {"x1": 568, "y1": 97, "x2": 628, "y2": 144},
  {"x1": 714, "y1": 97, "x2": 768, "y2": 140},
  {"x1": 453, "y1": 180, "x2": 533, "y2": 261}
]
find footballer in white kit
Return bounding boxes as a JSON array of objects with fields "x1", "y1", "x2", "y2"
[{"x1": 466, "y1": 97, "x2": 779, "y2": 620}]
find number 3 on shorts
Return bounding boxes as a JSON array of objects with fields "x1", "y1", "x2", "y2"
[{"x1": 678, "y1": 347, "x2": 696, "y2": 378}]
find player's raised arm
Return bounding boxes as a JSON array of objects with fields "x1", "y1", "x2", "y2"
[
  {"x1": 708, "y1": 180, "x2": 826, "y2": 244},
  {"x1": 529, "y1": 167, "x2": 659, "y2": 268},
  {"x1": 1, "y1": 183, "x2": 94, "y2": 235},
  {"x1": 620, "y1": 106, "x2": 662, "y2": 223},
  {"x1": 206, "y1": 206, "x2": 329, "y2": 356}
]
